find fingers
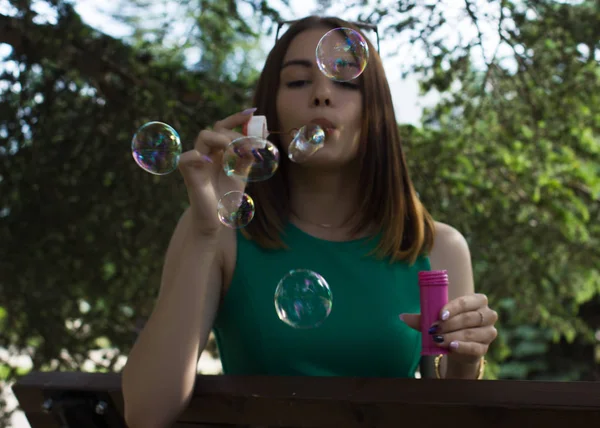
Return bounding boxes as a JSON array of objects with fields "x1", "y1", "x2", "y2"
[
  {"x1": 431, "y1": 307, "x2": 498, "y2": 334},
  {"x1": 444, "y1": 340, "x2": 489, "y2": 358},
  {"x1": 427, "y1": 293, "x2": 498, "y2": 358},
  {"x1": 193, "y1": 108, "x2": 257, "y2": 156},
  {"x1": 440, "y1": 293, "x2": 488, "y2": 320},
  {"x1": 194, "y1": 129, "x2": 233, "y2": 155},
  {"x1": 214, "y1": 108, "x2": 256, "y2": 131},
  {"x1": 176, "y1": 110, "x2": 256, "y2": 207},
  {"x1": 430, "y1": 326, "x2": 498, "y2": 355},
  {"x1": 178, "y1": 149, "x2": 213, "y2": 168},
  {"x1": 177, "y1": 149, "x2": 214, "y2": 181}
]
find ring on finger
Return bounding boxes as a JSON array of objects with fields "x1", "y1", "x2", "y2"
[{"x1": 477, "y1": 310, "x2": 485, "y2": 327}]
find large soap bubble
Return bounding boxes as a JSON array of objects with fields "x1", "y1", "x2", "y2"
[
  {"x1": 274, "y1": 269, "x2": 333, "y2": 329},
  {"x1": 316, "y1": 27, "x2": 369, "y2": 82}
]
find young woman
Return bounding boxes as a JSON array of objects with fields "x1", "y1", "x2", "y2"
[{"x1": 122, "y1": 16, "x2": 498, "y2": 428}]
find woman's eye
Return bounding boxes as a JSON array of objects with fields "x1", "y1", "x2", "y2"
[
  {"x1": 336, "y1": 81, "x2": 360, "y2": 89},
  {"x1": 286, "y1": 80, "x2": 309, "y2": 88},
  {"x1": 285, "y1": 80, "x2": 360, "y2": 90}
]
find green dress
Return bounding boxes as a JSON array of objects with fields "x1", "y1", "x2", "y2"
[{"x1": 213, "y1": 223, "x2": 430, "y2": 377}]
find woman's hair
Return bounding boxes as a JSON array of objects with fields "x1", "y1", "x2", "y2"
[{"x1": 243, "y1": 15, "x2": 435, "y2": 264}]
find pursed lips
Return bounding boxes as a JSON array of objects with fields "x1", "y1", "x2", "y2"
[{"x1": 309, "y1": 118, "x2": 336, "y2": 131}]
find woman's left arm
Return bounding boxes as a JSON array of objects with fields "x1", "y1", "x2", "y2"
[{"x1": 401, "y1": 222, "x2": 499, "y2": 379}]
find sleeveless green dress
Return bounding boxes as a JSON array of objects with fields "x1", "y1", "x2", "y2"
[{"x1": 212, "y1": 223, "x2": 430, "y2": 377}]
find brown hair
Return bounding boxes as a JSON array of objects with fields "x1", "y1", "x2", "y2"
[{"x1": 243, "y1": 16, "x2": 435, "y2": 264}]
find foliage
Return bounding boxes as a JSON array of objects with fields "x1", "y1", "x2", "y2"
[
  {"x1": 0, "y1": 0, "x2": 263, "y2": 424},
  {"x1": 108, "y1": 0, "x2": 286, "y2": 79},
  {"x1": 398, "y1": 0, "x2": 600, "y2": 380}
]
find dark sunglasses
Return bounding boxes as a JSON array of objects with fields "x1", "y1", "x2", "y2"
[{"x1": 274, "y1": 20, "x2": 381, "y2": 54}]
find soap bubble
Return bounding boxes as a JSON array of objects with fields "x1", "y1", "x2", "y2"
[
  {"x1": 223, "y1": 136, "x2": 280, "y2": 182},
  {"x1": 288, "y1": 124, "x2": 325, "y2": 163},
  {"x1": 131, "y1": 121, "x2": 182, "y2": 175},
  {"x1": 274, "y1": 269, "x2": 333, "y2": 329},
  {"x1": 316, "y1": 27, "x2": 369, "y2": 82},
  {"x1": 217, "y1": 191, "x2": 255, "y2": 229}
]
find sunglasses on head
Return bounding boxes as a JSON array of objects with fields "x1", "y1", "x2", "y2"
[{"x1": 274, "y1": 19, "x2": 381, "y2": 54}]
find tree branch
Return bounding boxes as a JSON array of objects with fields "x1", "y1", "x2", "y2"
[
  {"x1": 463, "y1": 0, "x2": 488, "y2": 65},
  {"x1": 0, "y1": 12, "x2": 206, "y2": 117},
  {"x1": 0, "y1": 13, "x2": 142, "y2": 84}
]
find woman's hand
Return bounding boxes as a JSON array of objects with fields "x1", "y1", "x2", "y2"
[
  {"x1": 178, "y1": 108, "x2": 257, "y2": 236},
  {"x1": 400, "y1": 293, "x2": 498, "y2": 364}
]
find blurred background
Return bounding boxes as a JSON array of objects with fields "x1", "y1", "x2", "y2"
[{"x1": 0, "y1": 0, "x2": 598, "y2": 426}]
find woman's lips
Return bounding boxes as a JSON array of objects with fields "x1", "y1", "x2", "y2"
[{"x1": 310, "y1": 118, "x2": 336, "y2": 131}]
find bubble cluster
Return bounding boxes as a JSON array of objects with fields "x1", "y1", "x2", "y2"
[
  {"x1": 288, "y1": 124, "x2": 325, "y2": 163},
  {"x1": 217, "y1": 191, "x2": 255, "y2": 229},
  {"x1": 132, "y1": 77, "x2": 349, "y2": 326},
  {"x1": 131, "y1": 122, "x2": 182, "y2": 175},
  {"x1": 274, "y1": 269, "x2": 333, "y2": 329},
  {"x1": 222, "y1": 136, "x2": 280, "y2": 182},
  {"x1": 316, "y1": 27, "x2": 369, "y2": 82}
]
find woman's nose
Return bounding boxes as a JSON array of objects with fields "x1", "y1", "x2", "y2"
[
  {"x1": 311, "y1": 77, "x2": 333, "y2": 107},
  {"x1": 312, "y1": 96, "x2": 331, "y2": 107}
]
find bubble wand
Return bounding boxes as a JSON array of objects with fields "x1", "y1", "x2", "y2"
[{"x1": 242, "y1": 116, "x2": 299, "y2": 139}]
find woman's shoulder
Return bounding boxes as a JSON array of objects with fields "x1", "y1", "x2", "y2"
[
  {"x1": 430, "y1": 221, "x2": 471, "y2": 264},
  {"x1": 429, "y1": 221, "x2": 473, "y2": 291}
]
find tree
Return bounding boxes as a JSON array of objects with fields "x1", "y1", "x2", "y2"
[
  {"x1": 107, "y1": 0, "x2": 285, "y2": 78},
  {"x1": 397, "y1": 0, "x2": 600, "y2": 379},
  {"x1": 0, "y1": 0, "x2": 267, "y2": 424}
]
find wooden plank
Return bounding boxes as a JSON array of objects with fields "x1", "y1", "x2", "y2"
[
  {"x1": 12, "y1": 372, "x2": 600, "y2": 428},
  {"x1": 14, "y1": 372, "x2": 600, "y2": 409},
  {"x1": 179, "y1": 397, "x2": 600, "y2": 427},
  {"x1": 188, "y1": 375, "x2": 600, "y2": 409},
  {"x1": 13, "y1": 372, "x2": 122, "y2": 392},
  {"x1": 12, "y1": 373, "x2": 126, "y2": 428},
  {"x1": 172, "y1": 425, "x2": 242, "y2": 427}
]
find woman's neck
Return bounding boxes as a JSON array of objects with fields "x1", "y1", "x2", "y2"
[{"x1": 287, "y1": 164, "x2": 361, "y2": 235}]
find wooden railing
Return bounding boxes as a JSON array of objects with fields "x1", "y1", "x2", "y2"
[{"x1": 12, "y1": 371, "x2": 600, "y2": 427}]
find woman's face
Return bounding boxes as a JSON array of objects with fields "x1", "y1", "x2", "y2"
[{"x1": 276, "y1": 27, "x2": 363, "y2": 169}]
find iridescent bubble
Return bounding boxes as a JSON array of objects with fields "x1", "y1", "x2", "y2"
[
  {"x1": 274, "y1": 269, "x2": 333, "y2": 329},
  {"x1": 223, "y1": 136, "x2": 280, "y2": 182},
  {"x1": 316, "y1": 27, "x2": 369, "y2": 82},
  {"x1": 288, "y1": 124, "x2": 325, "y2": 163},
  {"x1": 131, "y1": 121, "x2": 182, "y2": 175},
  {"x1": 217, "y1": 191, "x2": 255, "y2": 229}
]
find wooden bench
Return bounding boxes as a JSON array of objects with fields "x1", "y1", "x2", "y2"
[{"x1": 12, "y1": 371, "x2": 600, "y2": 427}]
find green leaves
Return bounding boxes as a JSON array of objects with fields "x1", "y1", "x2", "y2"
[
  {"x1": 1, "y1": 3, "x2": 258, "y2": 423},
  {"x1": 401, "y1": 0, "x2": 600, "y2": 381}
]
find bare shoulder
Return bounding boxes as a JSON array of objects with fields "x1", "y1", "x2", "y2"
[
  {"x1": 431, "y1": 221, "x2": 470, "y2": 256},
  {"x1": 429, "y1": 221, "x2": 474, "y2": 297}
]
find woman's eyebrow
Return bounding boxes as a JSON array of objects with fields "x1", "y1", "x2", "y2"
[{"x1": 281, "y1": 59, "x2": 313, "y2": 70}]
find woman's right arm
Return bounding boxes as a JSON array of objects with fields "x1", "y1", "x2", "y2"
[
  {"x1": 121, "y1": 208, "x2": 224, "y2": 428},
  {"x1": 121, "y1": 109, "x2": 256, "y2": 428}
]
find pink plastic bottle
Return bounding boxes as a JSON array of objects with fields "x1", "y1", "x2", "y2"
[{"x1": 419, "y1": 270, "x2": 449, "y2": 355}]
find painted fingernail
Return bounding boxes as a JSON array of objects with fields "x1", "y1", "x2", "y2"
[
  {"x1": 441, "y1": 310, "x2": 450, "y2": 321},
  {"x1": 201, "y1": 155, "x2": 213, "y2": 163},
  {"x1": 428, "y1": 324, "x2": 439, "y2": 335},
  {"x1": 398, "y1": 314, "x2": 406, "y2": 322},
  {"x1": 241, "y1": 107, "x2": 257, "y2": 115},
  {"x1": 450, "y1": 341, "x2": 459, "y2": 350},
  {"x1": 433, "y1": 335, "x2": 444, "y2": 343},
  {"x1": 251, "y1": 148, "x2": 264, "y2": 162}
]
